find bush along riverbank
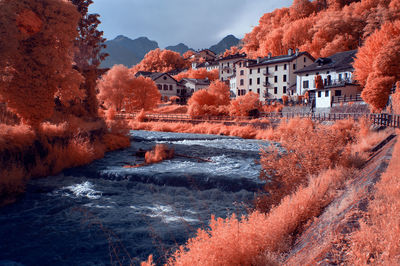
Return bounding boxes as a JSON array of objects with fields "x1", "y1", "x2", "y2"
[{"x1": 0, "y1": 118, "x2": 130, "y2": 206}]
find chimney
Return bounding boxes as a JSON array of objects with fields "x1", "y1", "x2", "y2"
[
  {"x1": 288, "y1": 48, "x2": 293, "y2": 56},
  {"x1": 295, "y1": 48, "x2": 299, "y2": 55},
  {"x1": 268, "y1": 52, "x2": 272, "y2": 59},
  {"x1": 257, "y1": 57, "x2": 261, "y2": 64}
]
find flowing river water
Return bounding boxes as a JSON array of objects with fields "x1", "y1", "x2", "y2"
[{"x1": 0, "y1": 130, "x2": 268, "y2": 265}]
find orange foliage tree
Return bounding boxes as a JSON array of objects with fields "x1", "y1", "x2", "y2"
[
  {"x1": 173, "y1": 68, "x2": 219, "y2": 82},
  {"x1": 315, "y1": 74, "x2": 324, "y2": 89},
  {"x1": 229, "y1": 92, "x2": 261, "y2": 116},
  {"x1": 222, "y1": 46, "x2": 242, "y2": 57},
  {"x1": 353, "y1": 20, "x2": 400, "y2": 111},
  {"x1": 0, "y1": 0, "x2": 81, "y2": 128},
  {"x1": 241, "y1": 0, "x2": 400, "y2": 59},
  {"x1": 132, "y1": 48, "x2": 189, "y2": 73},
  {"x1": 187, "y1": 80, "x2": 230, "y2": 117},
  {"x1": 98, "y1": 65, "x2": 160, "y2": 112}
]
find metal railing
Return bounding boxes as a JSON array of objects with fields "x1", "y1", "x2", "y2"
[
  {"x1": 120, "y1": 111, "x2": 400, "y2": 129},
  {"x1": 332, "y1": 94, "x2": 363, "y2": 103}
]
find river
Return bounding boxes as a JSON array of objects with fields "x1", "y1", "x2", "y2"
[{"x1": 0, "y1": 130, "x2": 267, "y2": 265}]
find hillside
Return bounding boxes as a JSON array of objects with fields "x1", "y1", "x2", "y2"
[
  {"x1": 209, "y1": 34, "x2": 240, "y2": 55},
  {"x1": 165, "y1": 43, "x2": 193, "y2": 55},
  {"x1": 101, "y1": 35, "x2": 159, "y2": 68}
]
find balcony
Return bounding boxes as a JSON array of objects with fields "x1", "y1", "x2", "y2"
[
  {"x1": 263, "y1": 70, "x2": 270, "y2": 76},
  {"x1": 263, "y1": 81, "x2": 270, "y2": 87},
  {"x1": 323, "y1": 77, "x2": 355, "y2": 88}
]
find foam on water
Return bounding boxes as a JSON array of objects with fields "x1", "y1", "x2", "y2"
[{"x1": 0, "y1": 130, "x2": 266, "y2": 265}]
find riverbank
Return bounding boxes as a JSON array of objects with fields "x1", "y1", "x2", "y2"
[{"x1": 0, "y1": 119, "x2": 130, "y2": 206}]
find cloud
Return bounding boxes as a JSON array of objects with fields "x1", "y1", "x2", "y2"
[{"x1": 90, "y1": 0, "x2": 292, "y2": 49}]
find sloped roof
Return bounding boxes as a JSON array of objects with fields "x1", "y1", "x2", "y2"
[
  {"x1": 249, "y1": 52, "x2": 315, "y2": 67},
  {"x1": 135, "y1": 71, "x2": 178, "y2": 83},
  {"x1": 294, "y1": 50, "x2": 357, "y2": 74},
  {"x1": 217, "y1": 53, "x2": 247, "y2": 62},
  {"x1": 181, "y1": 78, "x2": 210, "y2": 86}
]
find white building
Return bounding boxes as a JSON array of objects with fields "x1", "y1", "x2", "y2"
[
  {"x1": 230, "y1": 49, "x2": 315, "y2": 101},
  {"x1": 294, "y1": 50, "x2": 361, "y2": 109},
  {"x1": 217, "y1": 53, "x2": 247, "y2": 83}
]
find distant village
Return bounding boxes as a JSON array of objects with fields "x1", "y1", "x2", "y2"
[{"x1": 135, "y1": 48, "x2": 364, "y2": 112}]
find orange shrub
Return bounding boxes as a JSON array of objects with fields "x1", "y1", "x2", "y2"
[
  {"x1": 257, "y1": 118, "x2": 359, "y2": 211},
  {"x1": 187, "y1": 80, "x2": 230, "y2": 117},
  {"x1": 165, "y1": 167, "x2": 350, "y2": 265},
  {"x1": 229, "y1": 92, "x2": 261, "y2": 117},
  {"x1": 145, "y1": 144, "x2": 174, "y2": 164}
]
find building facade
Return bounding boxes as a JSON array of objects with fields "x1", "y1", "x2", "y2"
[
  {"x1": 294, "y1": 50, "x2": 361, "y2": 109},
  {"x1": 217, "y1": 53, "x2": 247, "y2": 82}
]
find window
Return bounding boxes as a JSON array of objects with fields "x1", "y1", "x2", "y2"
[
  {"x1": 318, "y1": 91, "x2": 322, "y2": 97},
  {"x1": 275, "y1": 65, "x2": 278, "y2": 71},
  {"x1": 240, "y1": 79, "x2": 244, "y2": 86},
  {"x1": 327, "y1": 71, "x2": 330, "y2": 74},
  {"x1": 258, "y1": 68, "x2": 260, "y2": 73},
  {"x1": 221, "y1": 70, "x2": 224, "y2": 74},
  {"x1": 325, "y1": 90, "x2": 329, "y2": 97},
  {"x1": 163, "y1": 76, "x2": 167, "y2": 80},
  {"x1": 157, "y1": 84, "x2": 162, "y2": 90},
  {"x1": 335, "y1": 90, "x2": 342, "y2": 96},
  {"x1": 163, "y1": 85, "x2": 168, "y2": 90},
  {"x1": 177, "y1": 89, "x2": 180, "y2": 94},
  {"x1": 250, "y1": 69, "x2": 252, "y2": 74},
  {"x1": 338, "y1": 74, "x2": 343, "y2": 81},
  {"x1": 274, "y1": 76, "x2": 278, "y2": 83},
  {"x1": 249, "y1": 89, "x2": 252, "y2": 92},
  {"x1": 293, "y1": 64, "x2": 296, "y2": 70},
  {"x1": 221, "y1": 77, "x2": 224, "y2": 81},
  {"x1": 304, "y1": 57, "x2": 307, "y2": 63},
  {"x1": 239, "y1": 62, "x2": 242, "y2": 67},
  {"x1": 227, "y1": 69, "x2": 229, "y2": 74},
  {"x1": 274, "y1": 87, "x2": 278, "y2": 94},
  {"x1": 257, "y1": 77, "x2": 260, "y2": 85},
  {"x1": 169, "y1": 85, "x2": 173, "y2": 90},
  {"x1": 283, "y1": 75, "x2": 287, "y2": 82},
  {"x1": 284, "y1": 64, "x2": 287, "y2": 70},
  {"x1": 249, "y1": 78, "x2": 252, "y2": 85},
  {"x1": 240, "y1": 70, "x2": 244, "y2": 75},
  {"x1": 257, "y1": 88, "x2": 260, "y2": 94},
  {"x1": 345, "y1": 73, "x2": 348, "y2": 79},
  {"x1": 283, "y1": 86, "x2": 287, "y2": 94},
  {"x1": 228, "y1": 63, "x2": 230, "y2": 67},
  {"x1": 303, "y1": 80, "x2": 309, "y2": 89}
]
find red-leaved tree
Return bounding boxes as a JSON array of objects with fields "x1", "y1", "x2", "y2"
[
  {"x1": 353, "y1": 20, "x2": 400, "y2": 111},
  {"x1": 0, "y1": 0, "x2": 81, "y2": 128},
  {"x1": 229, "y1": 92, "x2": 261, "y2": 116},
  {"x1": 173, "y1": 68, "x2": 219, "y2": 82},
  {"x1": 132, "y1": 48, "x2": 189, "y2": 73},
  {"x1": 187, "y1": 80, "x2": 230, "y2": 117},
  {"x1": 98, "y1": 65, "x2": 160, "y2": 112}
]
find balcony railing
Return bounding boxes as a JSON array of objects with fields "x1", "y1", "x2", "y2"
[
  {"x1": 332, "y1": 94, "x2": 363, "y2": 103},
  {"x1": 324, "y1": 77, "x2": 354, "y2": 88},
  {"x1": 263, "y1": 70, "x2": 270, "y2": 76},
  {"x1": 263, "y1": 81, "x2": 270, "y2": 87}
]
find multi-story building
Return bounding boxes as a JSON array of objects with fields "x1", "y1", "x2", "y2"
[
  {"x1": 217, "y1": 53, "x2": 247, "y2": 82},
  {"x1": 246, "y1": 49, "x2": 315, "y2": 101},
  {"x1": 294, "y1": 49, "x2": 361, "y2": 109},
  {"x1": 179, "y1": 78, "x2": 210, "y2": 94}
]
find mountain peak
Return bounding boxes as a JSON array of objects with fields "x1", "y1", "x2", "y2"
[{"x1": 209, "y1": 35, "x2": 240, "y2": 55}]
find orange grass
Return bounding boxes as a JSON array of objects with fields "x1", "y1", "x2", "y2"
[
  {"x1": 348, "y1": 132, "x2": 400, "y2": 264},
  {"x1": 165, "y1": 167, "x2": 351, "y2": 266}
]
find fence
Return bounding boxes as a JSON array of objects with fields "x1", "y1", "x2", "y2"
[{"x1": 119, "y1": 111, "x2": 400, "y2": 129}]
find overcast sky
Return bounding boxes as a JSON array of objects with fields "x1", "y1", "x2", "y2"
[{"x1": 89, "y1": 0, "x2": 293, "y2": 50}]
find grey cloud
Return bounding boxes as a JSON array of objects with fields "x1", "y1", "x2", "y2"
[{"x1": 90, "y1": 0, "x2": 292, "y2": 49}]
